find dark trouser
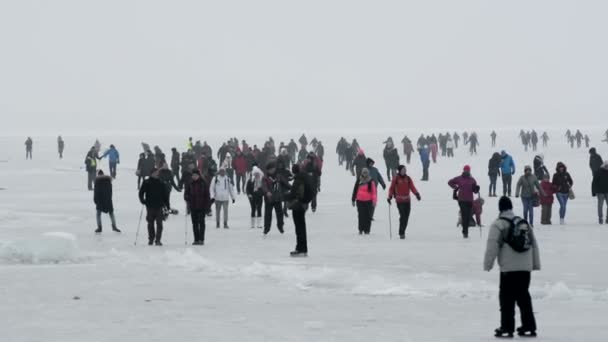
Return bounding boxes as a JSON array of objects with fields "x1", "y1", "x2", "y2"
[
  {"x1": 458, "y1": 201, "x2": 473, "y2": 236},
  {"x1": 492, "y1": 138, "x2": 496, "y2": 147},
  {"x1": 109, "y1": 161, "x2": 117, "y2": 179},
  {"x1": 292, "y1": 208, "x2": 307, "y2": 252},
  {"x1": 236, "y1": 174, "x2": 246, "y2": 193},
  {"x1": 541, "y1": 203, "x2": 552, "y2": 224},
  {"x1": 264, "y1": 200, "x2": 284, "y2": 233},
  {"x1": 191, "y1": 209, "x2": 206, "y2": 242},
  {"x1": 146, "y1": 207, "x2": 164, "y2": 243},
  {"x1": 88, "y1": 170, "x2": 96, "y2": 190},
  {"x1": 489, "y1": 174, "x2": 498, "y2": 195},
  {"x1": 499, "y1": 271, "x2": 536, "y2": 333},
  {"x1": 447, "y1": 148, "x2": 454, "y2": 158},
  {"x1": 26, "y1": 149, "x2": 32, "y2": 159},
  {"x1": 249, "y1": 194, "x2": 263, "y2": 217},
  {"x1": 386, "y1": 166, "x2": 396, "y2": 182},
  {"x1": 172, "y1": 168, "x2": 180, "y2": 185},
  {"x1": 405, "y1": 152, "x2": 411, "y2": 164},
  {"x1": 422, "y1": 160, "x2": 430, "y2": 180},
  {"x1": 59, "y1": 149, "x2": 63, "y2": 159},
  {"x1": 502, "y1": 174, "x2": 512, "y2": 196},
  {"x1": 397, "y1": 202, "x2": 411, "y2": 236},
  {"x1": 356, "y1": 200, "x2": 373, "y2": 234}
]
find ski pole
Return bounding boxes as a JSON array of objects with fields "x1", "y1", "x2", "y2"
[
  {"x1": 388, "y1": 203, "x2": 393, "y2": 240},
  {"x1": 134, "y1": 205, "x2": 144, "y2": 246}
]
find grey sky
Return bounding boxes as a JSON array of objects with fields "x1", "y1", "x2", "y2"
[{"x1": 1, "y1": 0, "x2": 606, "y2": 133}]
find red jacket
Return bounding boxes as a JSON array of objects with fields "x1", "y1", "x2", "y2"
[
  {"x1": 233, "y1": 154, "x2": 248, "y2": 176},
  {"x1": 388, "y1": 175, "x2": 419, "y2": 203},
  {"x1": 540, "y1": 180, "x2": 557, "y2": 205}
]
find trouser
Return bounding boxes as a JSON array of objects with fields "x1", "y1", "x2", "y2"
[
  {"x1": 556, "y1": 193, "x2": 569, "y2": 219},
  {"x1": 172, "y1": 168, "x2": 180, "y2": 185},
  {"x1": 59, "y1": 149, "x2": 63, "y2": 159},
  {"x1": 541, "y1": 204, "x2": 552, "y2": 224},
  {"x1": 249, "y1": 195, "x2": 263, "y2": 217},
  {"x1": 88, "y1": 170, "x2": 96, "y2": 190},
  {"x1": 146, "y1": 207, "x2": 164, "y2": 243},
  {"x1": 236, "y1": 174, "x2": 246, "y2": 193},
  {"x1": 492, "y1": 138, "x2": 496, "y2": 147},
  {"x1": 499, "y1": 271, "x2": 537, "y2": 333},
  {"x1": 264, "y1": 200, "x2": 284, "y2": 232},
  {"x1": 521, "y1": 197, "x2": 534, "y2": 226},
  {"x1": 215, "y1": 201, "x2": 229, "y2": 226},
  {"x1": 397, "y1": 202, "x2": 411, "y2": 236},
  {"x1": 598, "y1": 193, "x2": 608, "y2": 220},
  {"x1": 422, "y1": 161, "x2": 429, "y2": 180},
  {"x1": 338, "y1": 153, "x2": 344, "y2": 165},
  {"x1": 26, "y1": 149, "x2": 32, "y2": 159},
  {"x1": 386, "y1": 166, "x2": 396, "y2": 182},
  {"x1": 356, "y1": 200, "x2": 373, "y2": 234},
  {"x1": 447, "y1": 148, "x2": 454, "y2": 158},
  {"x1": 96, "y1": 210, "x2": 117, "y2": 228},
  {"x1": 227, "y1": 169, "x2": 235, "y2": 185},
  {"x1": 109, "y1": 162, "x2": 117, "y2": 179},
  {"x1": 405, "y1": 152, "x2": 411, "y2": 164},
  {"x1": 489, "y1": 174, "x2": 498, "y2": 195},
  {"x1": 191, "y1": 209, "x2": 206, "y2": 242},
  {"x1": 292, "y1": 209, "x2": 307, "y2": 252},
  {"x1": 502, "y1": 174, "x2": 512, "y2": 196},
  {"x1": 458, "y1": 201, "x2": 473, "y2": 236}
]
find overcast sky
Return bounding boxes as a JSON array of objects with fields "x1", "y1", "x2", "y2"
[{"x1": 1, "y1": 0, "x2": 606, "y2": 133}]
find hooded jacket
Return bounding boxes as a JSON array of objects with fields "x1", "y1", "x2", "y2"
[
  {"x1": 352, "y1": 176, "x2": 377, "y2": 203},
  {"x1": 94, "y1": 175, "x2": 114, "y2": 213},
  {"x1": 484, "y1": 210, "x2": 541, "y2": 272},
  {"x1": 185, "y1": 177, "x2": 211, "y2": 211},
  {"x1": 592, "y1": 163, "x2": 608, "y2": 195},
  {"x1": 590, "y1": 148, "x2": 604, "y2": 174},
  {"x1": 500, "y1": 152, "x2": 516, "y2": 175},
  {"x1": 448, "y1": 173, "x2": 478, "y2": 202},
  {"x1": 488, "y1": 153, "x2": 501, "y2": 177},
  {"x1": 210, "y1": 173, "x2": 235, "y2": 202},
  {"x1": 552, "y1": 162, "x2": 573, "y2": 194},
  {"x1": 516, "y1": 173, "x2": 544, "y2": 198}
]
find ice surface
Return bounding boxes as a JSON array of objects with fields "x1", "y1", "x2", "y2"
[{"x1": 1, "y1": 130, "x2": 607, "y2": 341}]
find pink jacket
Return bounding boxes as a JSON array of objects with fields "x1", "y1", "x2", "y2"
[{"x1": 352, "y1": 180, "x2": 377, "y2": 204}]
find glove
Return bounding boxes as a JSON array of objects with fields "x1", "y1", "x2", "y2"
[
  {"x1": 352, "y1": 201, "x2": 356, "y2": 207},
  {"x1": 387, "y1": 198, "x2": 392, "y2": 205},
  {"x1": 248, "y1": 195, "x2": 252, "y2": 199},
  {"x1": 415, "y1": 193, "x2": 421, "y2": 201},
  {"x1": 210, "y1": 199, "x2": 215, "y2": 205},
  {"x1": 232, "y1": 199, "x2": 235, "y2": 204},
  {"x1": 382, "y1": 184, "x2": 386, "y2": 190}
]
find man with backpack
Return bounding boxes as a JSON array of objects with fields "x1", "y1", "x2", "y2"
[
  {"x1": 286, "y1": 164, "x2": 313, "y2": 257},
  {"x1": 484, "y1": 196, "x2": 541, "y2": 338}
]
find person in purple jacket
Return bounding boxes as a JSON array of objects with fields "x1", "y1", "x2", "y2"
[{"x1": 448, "y1": 165, "x2": 480, "y2": 238}]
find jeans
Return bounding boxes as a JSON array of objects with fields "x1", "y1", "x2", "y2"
[
  {"x1": 598, "y1": 193, "x2": 608, "y2": 220},
  {"x1": 489, "y1": 174, "x2": 498, "y2": 195},
  {"x1": 521, "y1": 197, "x2": 534, "y2": 226},
  {"x1": 215, "y1": 201, "x2": 229, "y2": 226},
  {"x1": 421, "y1": 160, "x2": 430, "y2": 180},
  {"x1": 499, "y1": 271, "x2": 536, "y2": 333},
  {"x1": 264, "y1": 200, "x2": 284, "y2": 233},
  {"x1": 88, "y1": 170, "x2": 97, "y2": 190},
  {"x1": 556, "y1": 193, "x2": 569, "y2": 219},
  {"x1": 292, "y1": 209, "x2": 307, "y2": 253},
  {"x1": 236, "y1": 174, "x2": 246, "y2": 193},
  {"x1": 109, "y1": 162, "x2": 117, "y2": 179},
  {"x1": 502, "y1": 174, "x2": 512, "y2": 196},
  {"x1": 96, "y1": 210, "x2": 117, "y2": 228},
  {"x1": 458, "y1": 201, "x2": 473, "y2": 236}
]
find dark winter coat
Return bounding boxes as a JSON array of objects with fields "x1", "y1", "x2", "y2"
[
  {"x1": 592, "y1": 167, "x2": 608, "y2": 196},
  {"x1": 171, "y1": 151, "x2": 180, "y2": 171},
  {"x1": 590, "y1": 149, "x2": 603, "y2": 175},
  {"x1": 448, "y1": 173, "x2": 479, "y2": 202},
  {"x1": 184, "y1": 178, "x2": 211, "y2": 211},
  {"x1": 94, "y1": 175, "x2": 113, "y2": 213},
  {"x1": 85, "y1": 151, "x2": 98, "y2": 172},
  {"x1": 286, "y1": 173, "x2": 309, "y2": 211},
  {"x1": 262, "y1": 174, "x2": 285, "y2": 203},
  {"x1": 488, "y1": 153, "x2": 501, "y2": 177},
  {"x1": 552, "y1": 163, "x2": 573, "y2": 194},
  {"x1": 139, "y1": 177, "x2": 170, "y2": 209},
  {"x1": 141, "y1": 155, "x2": 156, "y2": 177},
  {"x1": 353, "y1": 154, "x2": 368, "y2": 176},
  {"x1": 383, "y1": 147, "x2": 400, "y2": 169},
  {"x1": 533, "y1": 156, "x2": 549, "y2": 180}
]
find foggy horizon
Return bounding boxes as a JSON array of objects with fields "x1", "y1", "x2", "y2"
[{"x1": 1, "y1": 1, "x2": 606, "y2": 132}]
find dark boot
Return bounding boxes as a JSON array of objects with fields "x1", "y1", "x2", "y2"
[
  {"x1": 95, "y1": 227, "x2": 102, "y2": 234},
  {"x1": 112, "y1": 226, "x2": 121, "y2": 233}
]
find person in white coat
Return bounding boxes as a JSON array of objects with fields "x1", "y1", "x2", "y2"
[{"x1": 210, "y1": 167, "x2": 236, "y2": 228}]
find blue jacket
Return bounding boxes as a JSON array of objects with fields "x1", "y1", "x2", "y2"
[
  {"x1": 102, "y1": 148, "x2": 120, "y2": 163},
  {"x1": 368, "y1": 166, "x2": 386, "y2": 189},
  {"x1": 419, "y1": 148, "x2": 430, "y2": 163},
  {"x1": 500, "y1": 153, "x2": 515, "y2": 175}
]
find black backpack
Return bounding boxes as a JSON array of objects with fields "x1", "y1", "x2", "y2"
[{"x1": 499, "y1": 217, "x2": 532, "y2": 252}]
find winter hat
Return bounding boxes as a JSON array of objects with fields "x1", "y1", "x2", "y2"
[
  {"x1": 357, "y1": 148, "x2": 365, "y2": 156},
  {"x1": 498, "y1": 196, "x2": 513, "y2": 212},
  {"x1": 366, "y1": 158, "x2": 375, "y2": 166},
  {"x1": 463, "y1": 165, "x2": 471, "y2": 173},
  {"x1": 397, "y1": 165, "x2": 406, "y2": 173}
]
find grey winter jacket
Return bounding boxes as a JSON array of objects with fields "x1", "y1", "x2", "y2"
[
  {"x1": 515, "y1": 174, "x2": 544, "y2": 198},
  {"x1": 484, "y1": 210, "x2": 541, "y2": 272}
]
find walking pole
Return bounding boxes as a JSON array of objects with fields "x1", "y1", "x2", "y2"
[
  {"x1": 184, "y1": 211, "x2": 188, "y2": 245},
  {"x1": 134, "y1": 205, "x2": 144, "y2": 246},
  {"x1": 388, "y1": 203, "x2": 393, "y2": 240}
]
